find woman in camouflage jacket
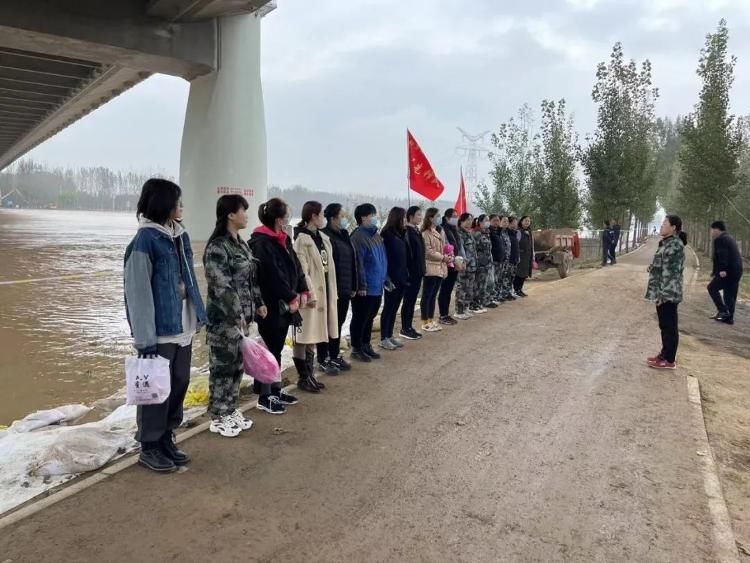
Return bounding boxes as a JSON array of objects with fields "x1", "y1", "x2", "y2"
[
  {"x1": 645, "y1": 214, "x2": 687, "y2": 370},
  {"x1": 455, "y1": 213, "x2": 477, "y2": 319},
  {"x1": 204, "y1": 195, "x2": 267, "y2": 437},
  {"x1": 472, "y1": 215, "x2": 494, "y2": 311}
]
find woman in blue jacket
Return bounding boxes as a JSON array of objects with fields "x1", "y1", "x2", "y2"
[
  {"x1": 380, "y1": 207, "x2": 409, "y2": 351},
  {"x1": 349, "y1": 203, "x2": 387, "y2": 362},
  {"x1": 124, "y1": 179, "x2": 207, "y2": 473}
]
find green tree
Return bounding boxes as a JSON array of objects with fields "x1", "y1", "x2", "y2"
[
  {"x1": 533, "y1": 99, "x2": 581, "y2": 228},
  {"x1": 476, "y1": 104, "x2": 539, "y2": 216},
  {"x1": 678, "y1": 19, "x2": 743, "y2": 252},
  {"x1": 581, "y1": 42, "x2": 659, "y2": 234}
]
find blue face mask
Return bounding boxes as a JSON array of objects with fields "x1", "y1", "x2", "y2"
[
  {"x1": 370, "y1": 217, "x2": 380, "y2": 229},
  {"x1": 340, "y1": 217, "x2": 350, "y2": 230}
]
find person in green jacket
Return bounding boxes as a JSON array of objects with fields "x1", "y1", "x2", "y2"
[{"x1": 645, "y1": 214, "x2": 687, "y2": 370}]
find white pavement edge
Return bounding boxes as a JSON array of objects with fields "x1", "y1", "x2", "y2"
[
  {"x1": 0, "y1": 384, "x2": 297, "y2": 532},
  {"x1": 685, "y1": 244, "x2": 739, "y2": 562},
  {"x1": 686, "y1": 375, "x2": 740, "y2": 563}
]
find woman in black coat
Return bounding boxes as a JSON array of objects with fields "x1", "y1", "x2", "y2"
[
  {"x1": 380, "y1": 207, "x2": 410, "y2": 351},
  {"x1": 319, "y1": 203, "x2": 358, "y2": 371},
  {"x1": 249, "y1": 198, "x2": 309, "y2": 413},
  {"x1": 514, "y1": 215, "x2": 534, "y2": 297}
]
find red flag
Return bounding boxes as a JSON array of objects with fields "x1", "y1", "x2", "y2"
[
  {"x1": 455, "y1": 167, "x2": 467, "y2": 214},
  {"x1": 407, "y1": 130, "x2": 445, "y2": 201}
]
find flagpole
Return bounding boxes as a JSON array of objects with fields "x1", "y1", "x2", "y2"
[{"x1": 406, "y1": 129, "x2": 411, "y2": 207}]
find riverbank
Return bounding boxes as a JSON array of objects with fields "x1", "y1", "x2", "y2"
[{"x1": 0, "y1": 239, "x2": 736, "y2": 562}]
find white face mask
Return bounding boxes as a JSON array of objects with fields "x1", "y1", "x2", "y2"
[
  {"x1": 483, "y1": 221, "x2": 491, "y2": 229},
  {"x1": 448, "y1": 217, "x2": 458, "y2": 227},
  {"x1": 340, "y1": 217, "x2": 350, "y2": 230}
]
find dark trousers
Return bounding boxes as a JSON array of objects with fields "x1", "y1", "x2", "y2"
[
  {"x1": 381, "y1": 287, "x2": 405, "y2": 339},
  {"x1": 318, "y1": 296, "x2": 351, "y2": 361},
  {"x1": 656, "y1": 302, "x2": 679, "y2": 363},
  {"x1": 609, "y1": 243, "x2": 617, "y2": 264},
  {"x1": 350, "y1": 295, "x2": 381, "y2": 350},
  {"x1": 438, "y1": 268, "x2": 458, "y2": 317},
  {"x1": 256, "y1": 315, "x2": 289, "y2": 397},
  {"x1": 708, "y1": 276, "x2": 740, "y2": 319},
  {"x1": 136, "y1": 342, "x2": 192, "y2": 444},
  {"x1": 401, "y1": 277, "x2": 422, "y2": 330},
  {"x1": 421, "y1": 276, "x2": 443, "y2": 320},
  {"x1": 513, "y1": 275, "x2": 526, "y2": 293}
]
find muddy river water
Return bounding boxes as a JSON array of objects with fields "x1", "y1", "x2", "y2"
[{"x1": 0, "y1": 209, "x2": 210, "y2": 425}]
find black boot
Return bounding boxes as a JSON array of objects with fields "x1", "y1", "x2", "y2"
[
  {"x1": 160, "y1": 431, "x2": 191, "y2": 466},
  {"x1": 294, "y1": 357, "x2": 320, "y2": 393},
  {"x1": 139, "y1": 441, "x2": 177, "y2": 473},
  {"x1": 305, "y1": 349, "x2": 325, "y2": 390}
]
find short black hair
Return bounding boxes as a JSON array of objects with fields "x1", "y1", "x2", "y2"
[
  {"x1": 444, "y1": 208, "x2": 457, "y2": 219},
  {"x1": 711, "y1": 220, "x2": 727, "y2": 232},
  {"x1": 604, "y1": 220, "x2": 611, "y2": 227},
  {"x1": 136, "y1": 178, "x2": 181, "y2": 225},
  {"x1": 354, "y1": 203, "x2": 377, "y2": 225},
  {"x1": 406, "y1": 205, "x2": 421, "y2": 221},
  {"x1": 489, "y1": 214, "x2": 499, "y2": 220},
  {"x1": 324, "y1": 203, "x2": 343, "y2": 220}
]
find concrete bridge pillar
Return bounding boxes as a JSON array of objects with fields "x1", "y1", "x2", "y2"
[{"x1": 179, "y1": 14, "x2": 267, "y2": 241}]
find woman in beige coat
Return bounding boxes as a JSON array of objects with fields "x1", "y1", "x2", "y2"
[
  {"x1": 420, "y1": 208, "x2": 449, "y2": 333},
  {"x1": 293, "y1": 201, "x2": 339, "y2": 391}
]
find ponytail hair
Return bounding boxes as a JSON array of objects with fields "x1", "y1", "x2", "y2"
[
  {"x1": 206, "y1": 194, "x2": 249, "y2": 248},
  {"x1": 258, "y1": 197, "x2": 288, "y2": 230},
  {"x1": 298, "y1": 200, "x2": 322, "y2": 228},
  {"x1": 665, "y1": 214, "x2": 688, "y2": 246}
]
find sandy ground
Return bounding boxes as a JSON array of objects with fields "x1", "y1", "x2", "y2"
[
  {"x1": 678, "y1": 251, "x2": 750, "y2": 557},
  {"x1": 0, "y1": 241, "x2": 719, "y2": 562}
]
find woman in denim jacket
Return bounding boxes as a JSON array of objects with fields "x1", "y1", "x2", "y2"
[{"x1": 124, "y1": 179, "x2": 207, "y2": 473}]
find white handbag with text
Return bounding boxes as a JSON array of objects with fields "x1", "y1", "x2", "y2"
[{"x1": 125, "y1": 355, "x2": 171, "y2": 406}]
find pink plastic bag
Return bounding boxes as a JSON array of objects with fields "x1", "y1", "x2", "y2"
[{"x1": 240, "y1": 336, "x2": 281, "y2": 384}]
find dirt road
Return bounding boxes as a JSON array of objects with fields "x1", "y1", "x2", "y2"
[{"x1": 0, "y1": 240, "x2": 719, "y2": 562}]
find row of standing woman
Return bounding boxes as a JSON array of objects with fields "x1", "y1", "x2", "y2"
[{"x1": 124, "y1": 178, "x2": 536, "y2": 473}]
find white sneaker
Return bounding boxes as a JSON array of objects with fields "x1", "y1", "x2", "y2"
[
  {"x1": 422, "y1": 322, "x2": 440, "y2": 333},
  {"x1": 431, "y1": 321, "x2": 443, "y2": 331},
  {"x1": 210, "y1": 415, "x2": 242, "y2": 437},
  {"x1": 471, "y1": 308, "x2": 487, "y2": 314},
  {"x1": 454, "y1": 313, "x2": 471, "y2": 320},
  {"x1": 229, "y1": 409, "x2": 253, "y2": 430}
]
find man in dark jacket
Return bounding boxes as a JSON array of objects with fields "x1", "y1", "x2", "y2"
[
  {"x1": 708, "y1": 221, "x2": 743, "y2": 325},
  {"x1": 401, "y1": 206, "x2": 426, "y2": 340},
  {"x1": 602, "y1": 221, "x2": 614, "y2": 266},
  {"x1": 610, "y1": 219, "x2": 621, "y2": 264},
  {"x1": 319, "y1": 203, "x2": 357, "y2": 371},
  {"x1": 507, "y1": 216, "x2": 520, "y2": 297}
]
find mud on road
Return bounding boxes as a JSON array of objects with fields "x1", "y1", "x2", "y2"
[{"x1": 0, "y1": 242, "x2": 719, "y2": 562}]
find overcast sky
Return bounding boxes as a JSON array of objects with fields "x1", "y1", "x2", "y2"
[{"x1": 25, "y1": 0, "x2": 750, "y2": 198}]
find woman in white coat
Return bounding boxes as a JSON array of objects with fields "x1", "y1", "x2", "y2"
[{"x1": 293, "y1": 201, "x2": 339, "y2": 392}]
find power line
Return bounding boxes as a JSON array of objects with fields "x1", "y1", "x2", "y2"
[{"x1": 456, "y1": 127, "x2": 491, "y2": 206}]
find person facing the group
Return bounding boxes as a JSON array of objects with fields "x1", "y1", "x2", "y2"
[
  {"x1": 515, "y1": 215, "x2": 534, "y2": 298},
  {"x1": 124, "y1": 179, "x2": 207, "y2": 472},
  {"x1": 646, "y1": 214, "x2": 687, "y2": 370},
  {"x1": 438, "y1": 209, "x2": 461, "y2": 324},
  {"x1": 473, "y1": 214, "x2": 495, "y2": 311},
  {"x1": 455, "y1": 213, "x2": 478, "y2": 320},
  {"x1": 421, "y1": 208, "x2": 449, "y2": 332},
  {"x1": 249, "y1": 197, "x2": 306, "y2": 414},
  {"x1": 319, "y1": 203, "x2": 357, "y2": 370},
  {"x1": 610, "y1": 219, "x2": 621, "y2": 264},
  {"x1": 708, "y1": 220, "x2": 743, "y2": 325},
  {"x1": 349, "y1": 203, "x2": 387, "y2": 362},
  {"x1": 401, "y1": 206, "x2": 426, "y2": 339},
  {"x1": 204, "y1": 195, "x2": 266, "y2": 437},
  {"x1": 293, "y1": 201, "x2": 339, "y2": 391}
]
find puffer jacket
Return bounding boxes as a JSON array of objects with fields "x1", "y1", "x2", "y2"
[
  {"x1": 646, "y1": 235, "x2": 685, "y2": 304},
  {"x1": 350, "y1": 224, "x2": 388, "y2": 296}
]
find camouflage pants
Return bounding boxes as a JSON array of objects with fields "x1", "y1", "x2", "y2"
[
  {"x1": 486, "y1": 264, "x2": 498, "y2": 302},
  {"x1": 492, "y1": 262, "x2": 504, "y2": 301},
  {"x1": 208, "y1": 340, "x2": 243, "y2": 418},
  {"x1": 456, "y1": 270, "x2": 476, "y2": 314},
  {"x1": 502, "y1": 263, "x2": 516, "y2": 298},
  {"x1": 473, "y1": 268, "x2": 490, "y2": 309}
]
